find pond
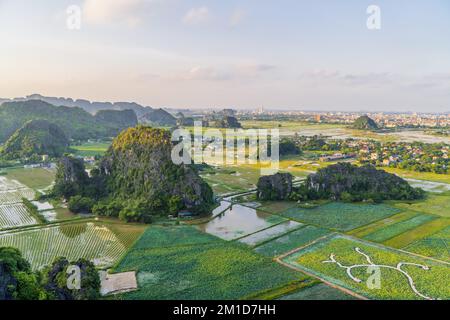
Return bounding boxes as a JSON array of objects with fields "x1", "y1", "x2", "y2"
[{"x1": 197, "y1": 204, "x2": 285, "y2": 241}]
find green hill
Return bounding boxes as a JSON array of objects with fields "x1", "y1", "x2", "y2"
[
  {"x1": 0, "y1": 100, "x2": 138, "y2": 142},
  {"x1": 353, "y1": 116, "x2": 378, "y2": 130},
  {"x1": 0, "y1": 120, "x2": 69, "y2": 159},
  {"x1": 140, "y1": 108, "x2": 177, "y2": 126}
]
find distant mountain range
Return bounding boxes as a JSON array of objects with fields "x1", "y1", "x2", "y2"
[
  {"x1": 0, "y1": 94, "x2": 178, "y2": 127},
  {"x1": 0, "y1": 94, "x2": 151, "y2": 117}
]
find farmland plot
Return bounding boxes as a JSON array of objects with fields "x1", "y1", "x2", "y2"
[
  {"x1": 0, "y1": 222, "x2": 144, "y2": 270},
  {"x1": 281, "y1": 202, "x2": 400, "y2": 231},
  {"x1": 281, "y1": 234, "x2": 450, "y2": 300},
  {"x1": 404, "y1": 226, "x2": 450, "y2": 263},
  {"x1": 0, "y1": 204, "x2": 38, "y2": 229},
  {"x1": 238, "y1": 221, "x2": 303, "y2": 247}
]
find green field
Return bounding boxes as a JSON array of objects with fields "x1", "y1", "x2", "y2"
[
  {"x1": 394, "y1": 194, "x2": 450, "y2": 217},
  {"x1": 254, "y1": 225, "x2": 331, "y2": 257},
  {"x1": 363, "y1": 214, "x2": 437, "y2": 243},
  {"x1": 281, "y1": 234, "x2": 450, "y2": 300},
  {"x1": 70, "y1": 142, "x2": 111, "y2": 157},
  {"x1": 115, "y1": 225, "x2": 307, "y2": 300},
  {"x1": 0, "y1": 221, "x2": 146, "y2": 270},
  {"x1": 277, "y1": 283, "x2": 356, "y2": 300},
  {"x1": 347, "y1": 211, "x2": 420, "y2": 238},
  {"x1": 238, "y1": 220, "x2": 303, "y2": 247},
  {"x1": 281, "y1": 202, "x2": 400, "y2": 231},
  {"x1": 403, "y1": 226, "x2": 450, "y2": 262},
  {"x1": 383, "y1": 218, "x2": 450, "y2": 249},
  {"x1": 3, "y1": 167, "x2": 55, "y2": 190}
]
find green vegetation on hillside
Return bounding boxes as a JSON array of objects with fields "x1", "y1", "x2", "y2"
[
  {"x1": 352, "y1": 116, "x2": 378, "y2": 130},
  {"x1": 51, "y1": 126, "x2": 214, "y2": 223},
  {"x1": 0, "y1": 120, "x2": 69, "y2": 160},
  {"x1": 0, "y1": 100, "x2": 137, "y2": 142},
  {"x1": 290, "y1": 163, "x2": 424, "y2": 202}
]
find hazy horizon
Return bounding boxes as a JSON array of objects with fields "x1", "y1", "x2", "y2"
[{"x1": 1, "y1": 0, "x2": 449, "y2": 112}]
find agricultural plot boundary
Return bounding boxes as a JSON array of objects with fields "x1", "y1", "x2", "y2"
[{"x1": 277, "y1": 234, "x2": 450, "y2": 300}]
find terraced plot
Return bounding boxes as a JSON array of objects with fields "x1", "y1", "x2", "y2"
[
  {"x1": 363, "y1": 214, "x2": 436, "y2": 243},
  {"x1": 255, "y1": 225, "x2": 331, "y2": 257},
  {"x1": 281, "y1": 234, "x2": 450, "y2": 300},
  {"x1": 0, "y1": 204, "x2": 38, "y2": 229},
  {"x1": 238, "y1": 220, "x2": 303, "y2": 247},
  {"x1": 0, "y1": 222, "x2": 145, "y2": 270},
  {"x1": 281, "y1": 203, "x2": 400, "y2": 231}
]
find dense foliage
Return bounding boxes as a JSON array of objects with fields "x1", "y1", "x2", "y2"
[
  {"x1": 0, "y1": 100, "x2": 137, "y2": 142},
  {"x1": 140, "y1": 108, "x2": 177, "y2": 126},
  {"x1": 0, "y1": 247, "x2": 45, "y2": 300},
  {"x1": 291, "y1": 163, "x2": 424, "y2": 202},
  {"x1": 214, "y1": 116, "x2": 242, "y2": 128},
  {"x1": 0, "y1": 119, "x2": 69, "y2": 160},
  {"x1": 257, "y1": 173, "x2": 293, "y2": 200},
  {"x1": 42, "y1": 257, "x2": 100, "y2": 300},
  {"x1": 279, "y1": 138, "x2": 302, "y2": 156},
  {"x1": 0, "y1": 247, "x2": 101, "y2": 300},
  {"x1": 352, "y1": 116, "x2": 378, "y2": 130},
  {"x1": 52, "y1": 126, "x2": 214, "y2": 223},
  {"x1": 94, "y1": 109, "x2": 138, "y2": 129}
]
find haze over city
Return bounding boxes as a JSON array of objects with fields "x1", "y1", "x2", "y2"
[{"x1": 0, "y1": 0, "x2": 449, "y2": 111}]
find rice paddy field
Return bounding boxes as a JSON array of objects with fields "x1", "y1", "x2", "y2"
[
  {"x1": 70, "y1": 141, "x2": 111, "y2": 157},
  {"x1": 281, "y1": 234, "x2": 450, "y2": 300},
  {"x1": 0, "y1": 221, "x2": 146, "y2": 270},
  {"x1": 362, "y1": 214, "x2": 437, "y2": 243},
  {"x1": 238, "y1": 220, "x2": 303, "y2": 247},
  {"x1": 0, "y1": 204, "x2": 38, "y2": 229},
  {"x1": 254, "y1": 225, "x2": 331, "y2": 257},
  {"x1": 404, "y1": 226, "x2": 450, "y2": 263},
  {"x1": 281, "y1": 202, "x2": 401, "y2": 231},
  {"x1": 393, "y1": 194, "x2": 450, "y2": 217},
  {"x1": 2, "y1": 168, "x2": 55, "y2": 190},
  {"x1": 114, "y1": 225, "x2": 308, "y2": 300},
  {"x1": 277, "y1": 283, "x2": 356, "y2": 300}
]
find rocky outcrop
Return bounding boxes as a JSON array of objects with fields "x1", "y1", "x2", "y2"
[
  {"x1": 0, "y1": 119, "x2": 69, "y2": 159},
  {"x1": 99, "y1": 126, "x2": 213, "y2": 211},
  {"x1": 353, "y1": 116, "x2": 378, "y2": 130},
  {"x1": 307, "y1": 163, "x2": 424, "y2": 201},
  {"x1": 257, "y1": 173, "x2": 293, "y2": 200}
]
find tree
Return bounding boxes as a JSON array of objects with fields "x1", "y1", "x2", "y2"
[
  {"x1": 0, "y1": 247, "x2": 46, "y2": 300},
  {"x1": 42, "y1": 257, "x2": 100, "y2": 300}
]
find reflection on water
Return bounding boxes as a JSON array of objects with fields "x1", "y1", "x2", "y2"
[{"x1": 198, "y1": 204, "x2": 283, "y2": 241}]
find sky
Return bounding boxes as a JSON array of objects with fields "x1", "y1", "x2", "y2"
[{"x1": 0, "y1": 0, "x2": 449, "y2": 111}]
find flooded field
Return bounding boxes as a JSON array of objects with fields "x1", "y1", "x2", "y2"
[
  {"x1": 197, "y1": 204, "x2": 286, "y2": 240},
  {"x1": 405, "y1": 179, "x2": 450, "y2": 193}
]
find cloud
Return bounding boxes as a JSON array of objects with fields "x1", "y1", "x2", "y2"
[
  {"x1": 83, "y1": 0, "x2": 146, "y2": 26},
  {"x1": 230, "y1": 9, "x2": 246, "y2": 27},
  {"x1": 182, "y1": 7, "x2": 210, "y2": 25}
]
